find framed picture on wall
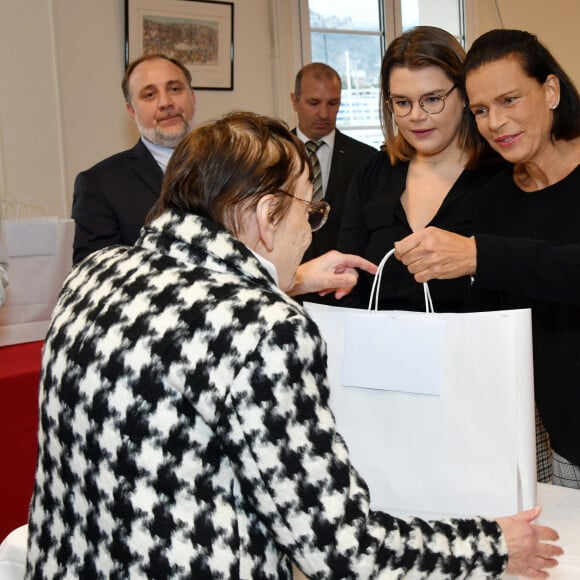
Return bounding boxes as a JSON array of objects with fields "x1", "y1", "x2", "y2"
[{"x1": 125, "y1": 0, "x2": 234, "y2": 90}]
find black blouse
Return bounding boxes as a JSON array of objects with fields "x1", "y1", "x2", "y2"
[
  {"x1": 338, "y1": 150, "x2": 502, "y2": 312},
  {"x1": 471, "y1": 164, "x2": 580, "y2": 465}
]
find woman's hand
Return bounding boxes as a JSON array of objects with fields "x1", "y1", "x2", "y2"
[
  {"x1": 394, "y1": 226, "x2": 477, "y2": 282},
  {"x1": 289, "y1": 250, "x2": 377, "y2": 298},
  {"x1": 497, "y1": 506, "x2": 563, "y2": 578}
]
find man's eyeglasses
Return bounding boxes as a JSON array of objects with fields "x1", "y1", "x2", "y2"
[
  {"x1": 278, "y1": 191, "x2": 330, "y2": 232},
  {"x1": 387, "y1": 84, "x2": 458, "y2": 117}
]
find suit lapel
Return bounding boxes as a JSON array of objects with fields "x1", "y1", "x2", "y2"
[{"x1": 129, "y1": 140, "x2": 164, "y2": 197}]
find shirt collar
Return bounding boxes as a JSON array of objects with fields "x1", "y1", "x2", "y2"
[
  {"x1": 296, "y1": 127, "x2": 336, "y2": 149},
  {"x1": 140, "y1": 137, "x2": 174, "y2": 173},
  {"x1": 247, "y1": 249, "x2": 279, "y2": 286}
]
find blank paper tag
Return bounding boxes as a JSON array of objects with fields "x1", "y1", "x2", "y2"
[{"x1": 342, "y1": 311, "x2": 445, "y2": 395}]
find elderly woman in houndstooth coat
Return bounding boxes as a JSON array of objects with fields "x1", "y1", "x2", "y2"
[{"x1": 25, "y1": 111, "x2": 560, "y2": 579}]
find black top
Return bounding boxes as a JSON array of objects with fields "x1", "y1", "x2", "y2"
[
  {"x1": 338, "y1": 150, "x2": 502, "y2": 311},
  {"x1": 471, "y1": 164, "x2": 580, "y2": 466}
]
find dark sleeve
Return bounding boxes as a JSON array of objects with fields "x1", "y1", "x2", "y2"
[
  {"x1": 472, "y1": 165, "x2": 580, "y2": 304},
  {"x1": 337, "y1": 154, "x2": 412, "y2": 310},
  {"x1": 337, "y1": 154, "x2": 377, "y2": 257},
  {"x1": 336, "y1": 155, "x2": 380, "y2": 308},
  {"x1": 475, "y1": 234, "x2": 580, "y2": 304},
  {"x1": 71, "y1": 170, "x2": 122, "y2": 265}
]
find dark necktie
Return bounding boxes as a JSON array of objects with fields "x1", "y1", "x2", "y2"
[{"x1": 305, "y1": 140, "x2": 323, "y2": 201}]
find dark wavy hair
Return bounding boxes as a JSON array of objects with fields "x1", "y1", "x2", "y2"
[
  {"x1": 381, "y1": 26, "x2": 487, "y2": 168},
  {"x1": 464, "y1": 29, "x2": 580, "y2": 141},
  {"x1": 147, "y1": 112, "x2": 311, "y2": 236}
]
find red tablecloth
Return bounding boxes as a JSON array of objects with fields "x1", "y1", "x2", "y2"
[{"x1": 0, "y1": 341, "x2": 42, "y2": 541}]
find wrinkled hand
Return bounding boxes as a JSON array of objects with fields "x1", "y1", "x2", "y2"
[
  {"x1": 394, "y1": 227, "x2": 476, "y2": 283},
  {"x1": 497, "y1": 506, "x2": 563, "y2": 578},
  {"x1": 290, "y1": 250, "x2": 377, "y2": 299}
]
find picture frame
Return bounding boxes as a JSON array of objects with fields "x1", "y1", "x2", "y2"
[{"x1": 125, "y1": 0, "x2": 234, "y2": 90}]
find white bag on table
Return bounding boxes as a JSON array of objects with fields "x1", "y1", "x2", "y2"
[
  {"x1": 0, "y1": 214, "x2": 74, "y2": 346},
  {"x1": 304, "y1": 249, "x2": 536, "y2": 520}
]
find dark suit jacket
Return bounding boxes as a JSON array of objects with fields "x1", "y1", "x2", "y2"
[
  {"x1": 297, "y1": 129, "x2": 376, "y2": 304},
  {"x1": 71, "y1": 139, "x2": 163, "y2": 264}
]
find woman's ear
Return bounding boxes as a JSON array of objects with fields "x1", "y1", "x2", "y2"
[
  {"x1": 544, "y1": 74, "x2": 561, "y2": 110},
  {"x1": 255, "y1": 195, "x2": 278, "y2": 252}
]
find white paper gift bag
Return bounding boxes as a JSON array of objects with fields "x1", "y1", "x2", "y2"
[
  {"x1": 304, "y1": 250, "x2": 536, "y2": 520},
  {"x1": 0, "y1": 216, "x2": 74, "y2": 346}
]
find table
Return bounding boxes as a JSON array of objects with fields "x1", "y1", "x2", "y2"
[
  {"x1": 523, "y1": 483, "x2": 580, "y2": 579},
  {"x1": 0, "y1": 341, "x2": 42, "y2": 542}
]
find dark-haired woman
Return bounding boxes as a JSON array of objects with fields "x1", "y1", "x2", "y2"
[
  {"x1": 395, "y1": 29, "x2": 580, "y2": 490},
  {"x1": 338, "y1": 26, "x2": 502, "y2": 312}
]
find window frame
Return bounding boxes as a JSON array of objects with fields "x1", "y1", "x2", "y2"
[
  {"x1": 298, "y1": 0, "x2": 479, "y2": 58},
  {"x1": 297, "y1": 0, "x2": 388, "y2": 146}
]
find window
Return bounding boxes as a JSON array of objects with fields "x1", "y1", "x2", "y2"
[{"x1": 299, "y1": 0, "x2": 467, "y2": 148}]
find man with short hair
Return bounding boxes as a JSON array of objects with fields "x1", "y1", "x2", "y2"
[
  {"x1": 72, "y1": 54, "x2": 196, "y2": 264},
  {"x1": 291, "y1": 62, "x2": 375, "y2": 303}
]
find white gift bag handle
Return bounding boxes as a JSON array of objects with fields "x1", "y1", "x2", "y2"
[{"x1": 368, "y1": 248, "x2": 434, "y2": 313}]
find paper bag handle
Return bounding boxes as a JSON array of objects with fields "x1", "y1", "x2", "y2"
[{"x1": 368, "y1": 248, "x2": 434, "y2": 313}]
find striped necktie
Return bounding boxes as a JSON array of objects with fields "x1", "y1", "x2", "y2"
[{"x1": 305, "y1": 140, "x2": 323, "y2": 201}]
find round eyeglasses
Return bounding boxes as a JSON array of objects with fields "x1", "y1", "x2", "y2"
[
  {"x1": 278, "y1": 191, "x2": 330, "y2": 232},
  {"x1": 387, "y1": 84, "x2": 458, "y2": 117}
]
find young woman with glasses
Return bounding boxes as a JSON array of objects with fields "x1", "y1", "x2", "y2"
[{"x1": 338, "y1": 26, "x2": 503, "y2": 313}]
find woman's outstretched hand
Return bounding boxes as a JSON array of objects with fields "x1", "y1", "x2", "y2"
[{"x1": 291, "y1": 251, "x2": 377, "y2": 298}]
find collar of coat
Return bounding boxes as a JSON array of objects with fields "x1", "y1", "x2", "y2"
[{"x1": 138, "y1": 209, "x2": 281, "y2": 294}]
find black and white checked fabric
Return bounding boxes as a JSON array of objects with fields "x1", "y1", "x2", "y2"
[
  {"x1": 26, "y1": 210, "x2": 509, "y2": 579},
  {"x1": 305, "y1": 140, "x2": 323, "y2": 201},
  {"x1": 535, "y1": 406, "x2": 553, "y2": 483},
  {"x1": 553, "y1": 450, "x2": 580, "y2": 489}
]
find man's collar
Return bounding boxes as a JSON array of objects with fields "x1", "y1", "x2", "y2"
[
  {"x1": 140, "y1": 137, "x2": 174, "y2": 172},
  {"x1": 295, "y1": 127, "x2": 336, "y2": 148}
]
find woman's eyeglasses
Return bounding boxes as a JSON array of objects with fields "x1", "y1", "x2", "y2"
[
  {"x1": 387, "y1": 84, "x2": 458, "y2": 117},
  {"x1": 278, "y1": 191, "x2": 330, "y2": 232}
]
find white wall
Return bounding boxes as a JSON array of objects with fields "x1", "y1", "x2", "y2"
[
  {"x1": 475, "y1": 0, "x2": 580, "y2": 84},
  {"x1": 0, "y1": 2, "x2": 69, "y2": 214},
  {"x1": 1, "y1": 0, "x2": 580, "y2": 219}
]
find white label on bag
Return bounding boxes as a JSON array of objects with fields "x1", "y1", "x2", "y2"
[
  {"x1": 342, "y1": 311, "x2": 445, "y2": 395},
  {"x1": 6, "y1": 222, "x2": 56, "y2": 257}
]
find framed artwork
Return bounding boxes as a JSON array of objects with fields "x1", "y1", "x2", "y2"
[{"x1": 125, "y1": 0, "x2": 234, "y2": 90}]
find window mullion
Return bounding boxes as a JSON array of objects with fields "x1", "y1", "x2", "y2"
[{"x1": 310, "y1": 27, "x2": 383, "y2": 38}]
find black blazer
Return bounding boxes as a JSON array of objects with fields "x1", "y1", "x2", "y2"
[
  {"x1": 71, "y1": 140, "x2": 163, "y2": 264},
  {"x1": 298, "y1": 129, "x2": 376, "y2": 304}
]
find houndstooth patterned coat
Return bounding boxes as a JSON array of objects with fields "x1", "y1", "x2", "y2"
[{"x1": 26, "y1": 210, "x2": 508, "y2": 579}]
